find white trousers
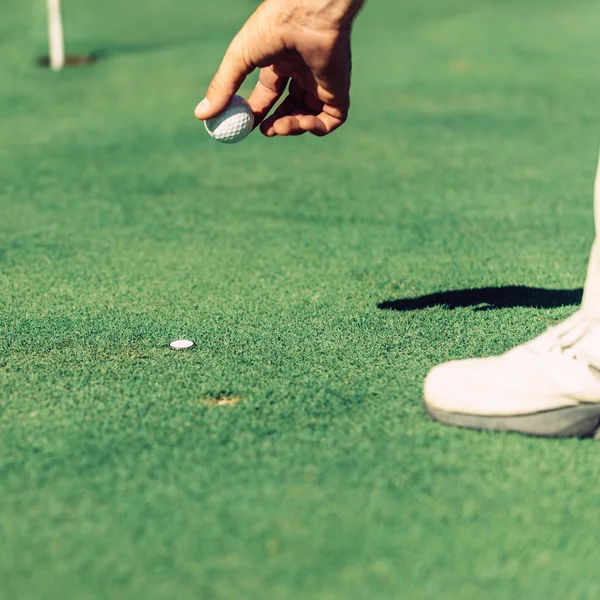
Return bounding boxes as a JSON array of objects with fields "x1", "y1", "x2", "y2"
[{"x1": 582, "y1": 153, "x2": 600, "y2": 320}]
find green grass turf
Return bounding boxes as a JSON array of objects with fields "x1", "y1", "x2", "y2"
[{"x1": 1, "y1": 0, "x2": 600, "y2": 597}]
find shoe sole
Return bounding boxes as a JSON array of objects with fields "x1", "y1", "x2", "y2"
[{"x1": 425, "y1": 402, "x2": 600, "y2": 438}]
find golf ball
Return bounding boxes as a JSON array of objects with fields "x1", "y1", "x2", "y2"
[{"x1": 204, "y1": 95, "x2": 254, "y2": 144}]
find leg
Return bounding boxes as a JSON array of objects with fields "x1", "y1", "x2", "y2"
[
  {"x1": 581, "y1": 152, "x2": 600, "y2": 320},
  {"x1": 424, "y1": 151, "x2": 600, "y2": 438}
]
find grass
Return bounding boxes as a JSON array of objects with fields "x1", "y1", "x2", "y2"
[{"x1": 1, "y1": 0, "x2": 600, "y2": 598}]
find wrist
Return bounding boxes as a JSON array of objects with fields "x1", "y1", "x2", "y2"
[
  {"x1": 322, "y1": 0, "x2": 365, "y2": 23},
  {"x1": 273, "y1": 0, "x2": 365, "y2": 30}
]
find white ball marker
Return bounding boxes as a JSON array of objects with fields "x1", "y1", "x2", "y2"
[{"x1": 169, "y1": 340, "x2": 195, "y2": 350}]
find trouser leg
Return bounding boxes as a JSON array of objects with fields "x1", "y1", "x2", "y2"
[{"x1": 581, "y1": 151, "x2": 600, "y2": 320}]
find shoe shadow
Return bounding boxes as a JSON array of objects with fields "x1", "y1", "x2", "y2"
[{"x1": 378, "y1": 286, "x2": 583, "y2": 312}]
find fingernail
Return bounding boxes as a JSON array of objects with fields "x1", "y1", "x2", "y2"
[{"x1": 194, "y1": 98, "x2": 210, "y2": 118}]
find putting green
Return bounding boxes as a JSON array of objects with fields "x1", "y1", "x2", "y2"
[{"x1": 1, "y1": 0, "x2": 600, "y2": 598}]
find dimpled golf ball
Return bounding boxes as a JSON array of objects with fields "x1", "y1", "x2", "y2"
[{"x1": 204, "y1": 95, "x2": 254, "y2": 144}]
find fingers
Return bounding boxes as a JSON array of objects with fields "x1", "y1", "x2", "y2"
[
  {"x1": 247, "y1": 67, "x2": 289, "y2": 128},
  {"x1": 261, "y1": 110, "x2": 345, "y2": 137},
  {"x1": 259, "y1": 82, "x2": 347, "y2": 138},
  {"x1": 195, "y1": 36, "x2": 254, "y2": 121},
  {"x1": 260, "y1": 95, "x2": 304, "y2": 136}
]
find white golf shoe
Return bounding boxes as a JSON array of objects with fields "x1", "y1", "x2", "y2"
[{"x1": 424, "y1": 311, "x2": 600, "y2": 437}]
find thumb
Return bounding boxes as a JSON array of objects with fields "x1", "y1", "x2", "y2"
[{"x1": 195, "y1": 36, "x2": 254, "y2": 120}]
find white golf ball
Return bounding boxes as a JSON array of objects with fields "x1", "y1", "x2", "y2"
[{"x1": 204, "y1": 95, "x2": 254, "y2": 144}]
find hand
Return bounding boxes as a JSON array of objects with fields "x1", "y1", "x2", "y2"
[{"x1": 195, "y1": 0, "x2": 364, "y2": 137}]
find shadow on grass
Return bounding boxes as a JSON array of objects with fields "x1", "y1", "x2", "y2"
[
  {"x1": 93, "y1": 37, "x2": 201, "y2": 60},
  {"x1": 378, "y1": 286, "x2": 584, "y2": 312}
]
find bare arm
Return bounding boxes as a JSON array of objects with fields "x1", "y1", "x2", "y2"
[{"x1": 195, "y1": 0, "x2": 365, "y2": 137}]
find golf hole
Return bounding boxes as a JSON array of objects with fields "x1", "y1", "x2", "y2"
[{"x1": 37, "y1": 54, "x2": 99, "y2": 68}]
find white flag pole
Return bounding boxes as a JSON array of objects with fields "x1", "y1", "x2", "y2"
[{"x1": 47, "y1": 0, "x2": 65, "y2": 71}]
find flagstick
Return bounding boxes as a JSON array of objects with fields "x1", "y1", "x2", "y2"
[{"x1": 47, "y1": 0, "x2": 65, "y2": 71}]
